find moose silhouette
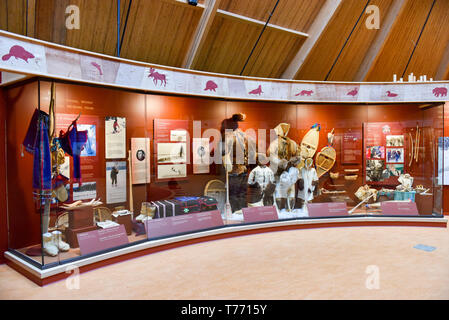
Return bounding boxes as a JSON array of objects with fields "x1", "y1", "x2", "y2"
[
  {"x1": 2, "y1": 45, "x2": 35, "y2": 63},
  {"x1": 249, "y1": 85, "x2": 263, "y2": 95},
  {"x1": 433, "y1": 87, "x2": 447, "y2": 97},
  {"x1": 296, "y1": 90, "x2": 313, "y2": 96},
  {"x1": 148, "y1": 68, "x2": 167, "y2": 87}
]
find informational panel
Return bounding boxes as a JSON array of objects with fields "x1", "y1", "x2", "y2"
[
  {"x1": 154, "y1": 119, "x2": 190, "y2": 181},
  {"x1": 193, "y1": 138, "x2": 210, "y2": 174},
  {"x1": 242, "y1": 206, "x2": 278, "y2": 223},
  {"x1": 106, "y1": 161, "x2": 127, "y2": 204},
  {"x1": 363, "y1": 122, "x2": 405, "y2": 186},
  {"x1": 342, "y1": 129, "x2": 362, "y2": 164},
  {"x1": 144, "y1": 210, "x2": 224, "y2": 239},
  {"x1": 105, "y1": 116, "x2": 126, "y2": 159},
  {"x1": 77, "y1": 225, "x2": 129, "y2": 256},
  {"x1": 55, "y1": 113, "x2": 100, "y2": 181},
  {"x1": 381, "y1": 202, "x2": 419, "y2": 216},
  {"x1": 438, "y1": 137, "x2": 449, "y2": 185},
  {"x1": 131, "y1": 137, "x2": 151, "y2": 184},
  {"x1": 307, "y1": 202, "x2": 348, "y2": 217}
]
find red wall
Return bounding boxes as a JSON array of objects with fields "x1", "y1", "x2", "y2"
[
  {"x1": 0, "y1": 88, "x2": 7, "y2": 263},
  {"x1": 1, "y1": 79, "x2": 448, "y2": 254}
]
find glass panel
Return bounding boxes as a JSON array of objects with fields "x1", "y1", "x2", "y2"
[
  {"x1": 5, "y1": 78, "x2": 445, "y2": 268},
  {"x1": 6, "y1": 80, "x2": 45, "y2": 267}
]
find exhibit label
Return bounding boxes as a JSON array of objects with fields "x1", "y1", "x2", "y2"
[
  {"x1": 307, "y1": 202, "x2": 348, "y2": 217},
  {"x1": 242, "y1": 206, "x2": 278, "y2": 223},
  {"x1": 381, "y1": 201, "x2": 419, "y2": 216},
  {"x1": 145, "y1": 210, "x2": 224, "y2": 238},
  {"x1": 77, "y1": 225, "x2": 129, "y2": 255}
]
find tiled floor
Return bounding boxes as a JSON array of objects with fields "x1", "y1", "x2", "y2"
[{"x1": 1, "y1": 225, "x2": 449, "y2": 299}]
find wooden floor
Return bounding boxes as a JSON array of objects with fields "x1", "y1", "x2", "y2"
[{"x1": 1, "y1": 225, "x2": 449, "y2": 300}]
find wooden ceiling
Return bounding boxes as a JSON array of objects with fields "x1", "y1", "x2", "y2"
[{"x1": 1, "y1": 0, "x2": 448, "y2": 81}]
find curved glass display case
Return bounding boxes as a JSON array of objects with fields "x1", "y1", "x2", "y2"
[{"x1": 4, "y1": 78, "x2": 446, "y2": 269}]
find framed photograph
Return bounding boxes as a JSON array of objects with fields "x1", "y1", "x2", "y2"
[
  {"x1": 366, "y1": 146, "x2": 385, "y2": 159},
  {"x1": 157, "y1": 143, "x2": 187, "y2": 164},
  {"x1": 386, "y1": 135, "x2": 404, "y2": 147},
  {"x1": 386, "y1": 164, "x2": 404, "y2": 177},
  {"x1": 170, "y1": 129, "x2": 187, "y2": 142},
  {"x1": 193, "y1": 138, "x2": 210, "y2": 174},
  {"x1": 78, "y1": 124, "x2": 97, "y2": 157},
  {"x1": 366, "y1": 159, "x2": 385, "y2": 182},
  {"x1": 105, "y1": 117, "x2": 126, "y2": 159},
  {"x1": 386, "y1": 148, "x2": 404, "y2": 163},
  {"x1": 157, "y1": 164, "x2": 187, "y2": 179},
  {"x1": 131, "y1": 138, "x2": 151, "y2": 184},
  {"x1": 73, "y1": 182, "x2": 97, "y2": 201},
  {"x1": 106, "y1": 161, "x2": 127, "y2": 204}
]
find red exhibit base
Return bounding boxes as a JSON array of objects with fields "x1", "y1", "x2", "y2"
[{"x1": 4, "y1": 216, "x2": 447, "y2": 287}]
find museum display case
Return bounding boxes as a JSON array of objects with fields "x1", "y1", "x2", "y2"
[{"x1": 3, "y1": 77, "x2": 446, "y2": 269}]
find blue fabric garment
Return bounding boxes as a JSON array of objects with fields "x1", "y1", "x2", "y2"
[
  {"x1": 23, "y1": 109, "x2": 52, "y2": 194},
  {"x1": 59, "y1": 121, "x2": 88, "y2": 182}
]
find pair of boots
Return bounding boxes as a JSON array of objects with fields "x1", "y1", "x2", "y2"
[{"x1": 42, "y1": 231, "x2": 70, "y2": 257}]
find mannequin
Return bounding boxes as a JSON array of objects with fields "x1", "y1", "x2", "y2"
[
  {"x1": 296, "y1": 158, "x2": 319, "y2": 209},
  {"x1": 222, "y1": 113, "x2": 256, "y2": 213},
  {"x1": 247, "y1": 154, "x2": 275, "y2": 206},
  {"x1": 267, "y1": 123, "x2": 301, "y2": 211},
  {"x1": 267, "y1": 123, "x2": 299, "y2": 175}
]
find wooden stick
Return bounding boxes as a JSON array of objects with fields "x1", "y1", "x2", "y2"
[
  {"x1": 128, "y1": 150, "x2": 134, "y2": 213},
  {"x1": 408, "y1": 132, "x2": 414, "y2": 167}
]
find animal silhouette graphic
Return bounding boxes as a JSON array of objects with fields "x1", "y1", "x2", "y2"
[
  {"x1": 204, "y1": 80, "x2": 218, "y2": 92},
  {"x1": 433, "y1": 87, "x2": 447, "y2": 97},
  {"x1": 347, "y1": 88, "x2": 358, "y2": 96},
  {"x1": 148, "y1": 68, "x2": 167, "y2": 86},
  {"x1": 2, "y1": 45, "x2": 35, "y2": 63},
  {"x1": 386, "y1": 91, "x2": 398, "y2": 97},
  {"x1": 249, "y1": 85, "x2": 263, "y2": 95},
  {"x1": 91, "y1": 62, "x2": 103, "y2": 76},
  {"x1": 296, "y1": 90, "x2": 313, "y2": 96}
]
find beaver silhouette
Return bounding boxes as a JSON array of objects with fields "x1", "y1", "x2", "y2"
[
  {"x1": 2, "y1": 45, "x2": 35, "y2": 63},
  {"x1": 204, "y1": 80, "x2": 218, "y2": 91}
]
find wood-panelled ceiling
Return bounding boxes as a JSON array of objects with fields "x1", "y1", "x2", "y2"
[{"x1": 0, "y1": 0, "x2": 448, "y2": 81}]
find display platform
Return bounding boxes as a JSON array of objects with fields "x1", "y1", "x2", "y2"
[{"x1": 5, "y1": 215, "x2": 447, "y2": 287}]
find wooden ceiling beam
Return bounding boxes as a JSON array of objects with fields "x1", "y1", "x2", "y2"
[
  {"x1": 183, "y1": 0, "x2": 221, "y2": 69},
  {"x1": 435, "y1": 40, "x2": 449, "y2": 80},
  {"x1": 354, "y1": 0, "x2": 408, "y2": 81},
  {"x1": 281, "y1": 0, "x2": 342, "y2": 79},
  {"x1": 216, "y1": 9, "x2": 309, "y2": 38},
  {"x1": 25, "y1": 0, "x2": 36, "y2": 38}
]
